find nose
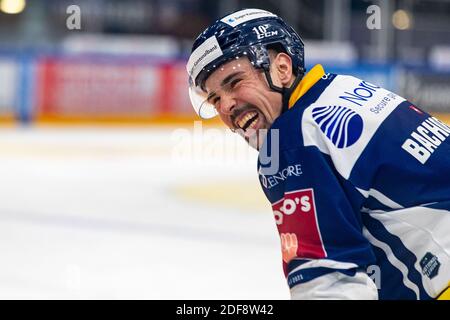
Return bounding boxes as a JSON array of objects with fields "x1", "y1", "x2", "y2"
[{"x1": 217, "y1": 93, "x2": 236, "y2": 115}]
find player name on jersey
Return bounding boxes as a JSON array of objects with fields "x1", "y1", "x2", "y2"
[{"x1": 401, "y1": 116, "x2": 450, "y2": 164}]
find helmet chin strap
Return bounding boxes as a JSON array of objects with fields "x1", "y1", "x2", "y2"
[{"x1": 263, "y1": 68, "x2": 304, "y2": 115}]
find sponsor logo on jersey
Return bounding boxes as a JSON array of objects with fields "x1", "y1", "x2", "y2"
[
  {"x1": 339, "y1": 80, "x2": 381, "y2": 107},
  {"x1": 338, "y1": 80, "x2": 401, "y2": 114},
  {"x1": 272, "y1": 189, "x2": 313, "y2": 226},
  {"x1": 259, "y1": 164, "x2": 303, "y2": 189},
  {"x1": 271, "y1": 189, "x2": 326, "y2": 267},
  {"x1": 401, "y1": 116, "x2": 450, "y2": 164},
  {"x1": 420, "y1": 252, "x2": 440, "y2": 279},
  {"x1": 312, "y1": 105, "x2": 363, "y2": 148}
]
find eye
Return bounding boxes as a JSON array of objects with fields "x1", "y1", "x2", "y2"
[
  {"x1": 212, "y1": 96, "x2": 220, "y2": 107},
  {"x1": 207, "y1": 93, "x2": 218, "y2": 105},
  {"x1": 230, "y1": 78, "x2": 242, "y2": 88}
]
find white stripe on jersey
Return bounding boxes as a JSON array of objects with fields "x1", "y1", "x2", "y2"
[
  {"x1": 369, "y1": 207, "x2": 450, "y2": 298},
  {"x1": 363, "y1": 226, "x2": 421, "y2": 299},
  {"x1": 356, "y1": 187, "x2": 404, "y2": 209},
  {"x1": 288, "y1": 258, "x2": 359, "y2": 276}
]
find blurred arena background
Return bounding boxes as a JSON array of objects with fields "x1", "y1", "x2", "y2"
[{"x1": 0, "y1": 0, "x2": 449, "y2": 299}]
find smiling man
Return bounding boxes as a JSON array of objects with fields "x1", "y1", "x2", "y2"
[{"x1": 186, "y1": 8, "x2": 450, "y2": 300}]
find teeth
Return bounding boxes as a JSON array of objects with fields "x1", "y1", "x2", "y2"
[
  {"x1": 237, "y1": 111, "x2": 257, "y2": 129},
  {"x1": 248, "y1": 117, "x2": 258, "y2": 130}
]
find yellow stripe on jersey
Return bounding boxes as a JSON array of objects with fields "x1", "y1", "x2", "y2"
[
  {"x1": 437, "y1": 283, "x2": 450, "y2": 300},
  {"x1": 288, "y1": 64, "x2": 326, "y2": 109}
]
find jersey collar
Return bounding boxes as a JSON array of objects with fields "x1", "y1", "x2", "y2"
[{"x1": 288, "y1": 64, "x2": 326, "y2": 109}]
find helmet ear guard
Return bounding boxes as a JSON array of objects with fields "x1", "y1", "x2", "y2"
[
  {"x1": 249, "y1": 43, "x2": 286, "y2": 94},
  {"x1": 256, "y1": 44, "x2": 305, "y2": 114},
  {"x1": 250, "y1": 43, "x2": 304, "y2": 110}
]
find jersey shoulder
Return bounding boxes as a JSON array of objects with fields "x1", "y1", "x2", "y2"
[
  {"x1": 269, "y1": 73, "x2": 339, "y2": 151},
  {"x1": 300, "y1": 74, "x2": 406, "y2": 179}
]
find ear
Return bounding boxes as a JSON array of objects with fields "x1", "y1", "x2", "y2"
[{"x1": 270, "y1": 52, "x2": 294, "y2": 87}]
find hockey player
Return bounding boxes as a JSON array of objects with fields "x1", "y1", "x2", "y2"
[{"x1": 186, "y1": 8, "x2": 450, "y2": 300}]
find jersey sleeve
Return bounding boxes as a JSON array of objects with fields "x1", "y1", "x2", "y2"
[{"x1": 259, "y1": 144, "x2": 378, "y2": 299}]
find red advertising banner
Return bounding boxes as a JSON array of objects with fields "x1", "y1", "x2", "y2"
[{"x1": 35, "y1": 56, "x2": 193, "y2": 122}]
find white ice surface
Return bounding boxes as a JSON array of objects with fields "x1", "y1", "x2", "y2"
[{"x1": 0, "y1": 125, "x2": 288, "y2": 299}]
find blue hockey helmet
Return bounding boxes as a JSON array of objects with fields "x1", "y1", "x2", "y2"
[{"x1": 187, "y1": 8, "x2": 306, "y2": 119}]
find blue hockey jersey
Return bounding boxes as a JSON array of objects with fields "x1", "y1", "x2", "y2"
[{"x1": 257, "y1": 64, "x2": 450, "y2": 300}]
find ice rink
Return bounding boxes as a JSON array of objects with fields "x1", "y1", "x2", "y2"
[{"x1": 0, "y1": 124, "x2": 288, "y2": 299}]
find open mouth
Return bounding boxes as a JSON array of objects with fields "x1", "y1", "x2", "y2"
[
  {"x1": 236, "y1": 110, "x2": 259, "y2": 131},
  {"x1": 233, "y1": 109, "x2": 267, "y2": 149}
]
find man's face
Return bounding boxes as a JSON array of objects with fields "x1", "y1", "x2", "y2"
[{"x1": 204, "y1": 57, "x2": 283, "y2": 148}]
